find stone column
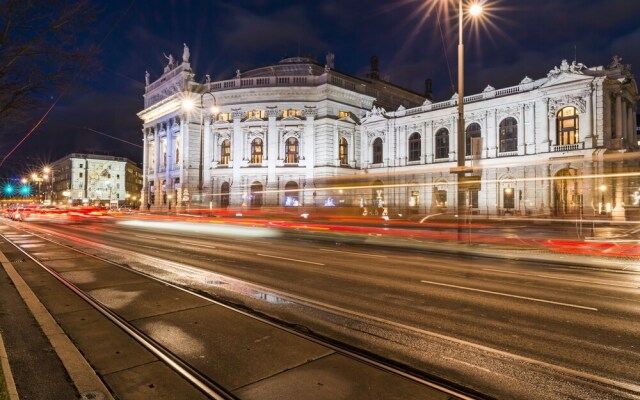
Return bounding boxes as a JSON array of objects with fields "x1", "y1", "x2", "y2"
[
  {"x1": 153, "y1": 125, "x2": 161, "y2": 207},
  {"x1": 518, "y1": 104, "x2": 526, "y2": 155},
  {"x1": 303, "y1": 107, "x2": 316, "y2": 179},
  {"x1": 525, "y1": 103, "x2": 535, "y2": 154},
  {"x1": 487, "y1": 110, "x2": 497, "y2": 157},
  {"x1": 165, "y1": 124, "x2": 172, "y2": 208},
  {"x1": 584, "y1": 91, "x2": 593, "y2": 142},
  {"x1": 265, "y1": 108, "x2": 279, "y2": 206},
  {"x1": 603, "y1": 92, "x2": 612, "y2": 146},
  {"x1": 621, "y1": 99, "x2": 627, "y2": 144},
  {"x1": 203, "y1": 114, "x2": 212, "y2": 192},
  {"x1": 141, "y1": 132, "x2": 149, "y2": 207},
  {"x1": 612, "y1": 163, "x2": 626, "y2": 220},
  {"x1": 449, "y1": 117, "x2": 456, "y2": 161},
  {"x1": 628, "y1": 103, "x2": 637, "y2": 149},
  {"x1": 231, "y1": 110, "x2": 244, "y2": 207},
  {"x1": 615, "y1": 94, "x2": 623, "y2": 139}
]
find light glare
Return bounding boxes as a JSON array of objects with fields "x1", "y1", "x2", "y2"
[
  {"x1": 182, "y1": 99, "x2": 194, "y2": 111},
  {"x1": 469, "y1": 3, "x2": 483, "y2": 16}
]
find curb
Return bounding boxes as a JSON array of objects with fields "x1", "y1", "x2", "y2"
[
  {"x1": 0, "y1": 251, "x2": 114, "y2": 400},
  {"x1": 0, "y1": 330, "x2": 18, "y2": 400}
]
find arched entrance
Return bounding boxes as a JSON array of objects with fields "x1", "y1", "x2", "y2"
[
  {"x1": 553, "y1": 168, "x2": 583, "y2": 216},
  {"x1": 220, "y1": 182, "x2": 230, "y2": 208},
  {"x1": 250, "y1": 182, "x2": 263, "y2": 208},
  {"x1": 284, "y1": 181, "x2": 299, "y2": 206}
]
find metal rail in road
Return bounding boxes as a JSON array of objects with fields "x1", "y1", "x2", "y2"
[{"x1": 1, "y1": 224, "x2": 482, "y2": 400}]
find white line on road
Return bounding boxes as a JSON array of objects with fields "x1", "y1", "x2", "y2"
[
  {"x1": 318, "y1": 248, "x2": 387, "y2": 258},
  {"x1": 257, "y1": 253, "x2": 325, "y2": 266},
  {"x1": 419, "y1": 280, "x2": 598, "y2": 311},
  {"x1": 179, "y1": 241, "x2": 217, "y2": 249},
  {"x1": 134, "y1": 234, "x2": 159, "y2": 240},
  {"x1": 137, "y1": 244, "x2": 175, "y2": 252},
  {"x1": 482, "y1": 268, "x2": 639, "y2": 289}
]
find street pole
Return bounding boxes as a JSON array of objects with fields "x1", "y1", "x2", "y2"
[{"x1": 197, "y1": 92, "x2": 219, "y2": 208}]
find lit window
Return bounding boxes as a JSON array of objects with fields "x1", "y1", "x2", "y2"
[
  {"x1": 217, "y1": 113, "x2": 231, "y2": 121},
  {"x1": 220, "y1": 139, "x2": 231, "y2": 165},
  {"x1": 338, "y1": 111, "x2": 351, "y2": 119},
  {"x1": 372, "y1": 138, "x2": 383, "y2": 164},
  {"x1": 503, "y1": 188, "x2": 515, "y2": 209},
  {"x1": 251, "y1": 138, "x2": 263, "y2": 164},
  {"x1": 285, "y1": 137, "x2": 299, "y2": 163},
  {"x1": 282, "y1": 109, "x2": 301, "y2": 118},
  {"x1": 465, "y1": 123, "x2": 481, "y2": 156},
  {"x1": 435, "y1": 129, "x2": 449, "y2": 159},
  {"x1": 408, "y1": 132, "x2": 421, "y2": 161},
  {"x1": 247, "y1": 110, "x2": 265, "y2": 119},
  {"x1": 499, "y1": 118, "x2": 518, "y2": 152},
  {"x1": 284, "y1": 181, "x2": 299, "y2": 206},
  {"x1": 220, "y1": 182, "x2": 230, "y2": 208},
  {"x1": 556, "y1": 107, "x2": 579, "y2": 145},
  {"x1": 339, "y1": 137, "x2": 348, "y2": 165}
]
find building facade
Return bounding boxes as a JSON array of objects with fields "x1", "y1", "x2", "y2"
[
  {"x1": 138, "y1": 51, "x2": 638, "y2": 219},
  {"x1": 51, "y1": 153, "x2": 143, "y2": 207}
]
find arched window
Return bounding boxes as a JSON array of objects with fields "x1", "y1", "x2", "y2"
[
  {"x1": 499, "y1": 118, "x2": 518, "y2": 153},
  {"x1": 251, "y1": 138, "x2": 263, "y2": 164},
  {"x1": 435, "y1": 128, "x2": 449, "y2": 159},
  {"x1": 372, "y1": 138, "x2": 383, "y2": 164},
  {"x1": 250, "y1": 182, "x2": 263, "y2": 208},
  {"x1": 339, "y1": 137, "x2": 348, "y2": 165},
  {"x1": 284, "y1": 181, "x2": 299, "y2": 206},
  {"x1": 285, "y1": 137, "x2": 299, "y2": 163},
  {"x1": 465, "y1": 123, "x2": 481, "y2": 157},
  {"x1": 556, "y1": 107, "x2": 579, "y2": 145},
  {"x1": 220, "y1": 139, "x2": 230, "y2": 165},
  {"x1": 220, "y1": 182, "x2": 230, "y2": 208},
  {"x1": 408, "y1": 132, "x2": 421, "y2": 162}
]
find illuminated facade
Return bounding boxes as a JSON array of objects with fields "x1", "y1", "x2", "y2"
[
  {"x1": 51, "y1": 153, "x2": 142, "y2": 207},
  {"x1": 138, "y1": 52, "x2": 638, "y2": 219}
]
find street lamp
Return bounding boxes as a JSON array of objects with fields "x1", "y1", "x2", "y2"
[
  {"x1": 183, "y1": 92, "x2": 220, "y2": 206},
  {"x1": 599, "y1": 184, "x2": 607, "y2": 215}
]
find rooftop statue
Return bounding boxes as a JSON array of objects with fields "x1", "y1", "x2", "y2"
[
  {"x1": 183, "y1": 43, "x2": 190, "y2": 63},
  {"x1": 145, "y1": 70, "x2": 150, "y2": 86},
  {"x1": 163, "y1": 53, "x2": 175, "y2": 73}
]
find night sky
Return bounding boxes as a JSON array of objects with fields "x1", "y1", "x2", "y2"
[{"x1": 2, "y1": 0, "x2": 639, "y2": 175}]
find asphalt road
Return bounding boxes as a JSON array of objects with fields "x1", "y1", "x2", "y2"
[{"x1": 11, "y1": 217, "x2": 640, "y2": 399}]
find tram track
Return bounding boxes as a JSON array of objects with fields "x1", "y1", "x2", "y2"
[{"x1": 0, "y1": 222, "x2": 480, "y2": 400}]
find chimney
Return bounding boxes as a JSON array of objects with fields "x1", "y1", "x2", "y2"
[
  {"x1": 424, "y1": 78, "x2": 433, "y2": 100},
  {"x1": 368, "y1": 56, "x2": 380, "y2": 80}
]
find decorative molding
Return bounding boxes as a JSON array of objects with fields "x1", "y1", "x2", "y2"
[
  {"x1": 231, "y1": 108, "x2": 244, "y2": 120},
  {"x1": 265, "y1": 107, "x2": 279, "y2": 118},
  {"x1": 548, "y1": 94, "x2": 587, "y2": 118},
  {"x1": 302, "y1": 106, "x2": 317, "y2": 118}
]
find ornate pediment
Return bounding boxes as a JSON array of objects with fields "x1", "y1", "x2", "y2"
[
  {"x1": 217, "y1": 131, "x2": 231, "y2": 144},
  {"x1": 362, "y1": 106, "x2": 387, "y2": 123},
  {"x1": 281, "y1": 129, "x2": 300, "y2": 139},
  {"x1": 547, "y1": 59, "x2": 587, "y2": 79},
  {"x1": 548, "y1": 94, "x2": 587, "y2": 118},
  {"x1": 246, "y1": 129, "x2": 264, "y2": 141},
  {"x1": 366, "y1": 130, "x2": 385, "y2": 142}
]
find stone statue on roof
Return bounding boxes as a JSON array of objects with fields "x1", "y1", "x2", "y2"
[
  {"x1": 145, "y1": 70, "x2": 150, "y2": 86},
  {"x1": 325, "y1": 52, "x2": 335, "y2": 70},
  {"x1": 163, "y1": 53, "x2": 175, "y2": 73},
  {"x1": 183, "y1": 43, "x2": 190, "y2": 63}
]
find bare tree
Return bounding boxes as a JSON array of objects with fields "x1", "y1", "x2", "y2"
[{"x1": 0, "y1": 0, "x2": 98, "y2": 122}]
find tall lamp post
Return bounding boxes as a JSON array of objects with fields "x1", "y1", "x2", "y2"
[
  {"x1": 449, "y1": 1, "x2": 482, "y2": 240},
  {"x1": 183, "y1": 92, "x2": 219, "y2": 206}
]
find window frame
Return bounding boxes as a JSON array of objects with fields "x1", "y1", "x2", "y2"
[
  {"x1": 250, "y1": 138, "x2": 263, "y2": 164},
  {"x1": 408, "y1": 132, "x2": 421, "y2": 162},
  {"x1": 372, "y1": 138, "x2": 383, "y2": 164},
  {"x1": 285, "y1": 137, "x2": 299, "y2": 164},
  {"x1": 465, "y1": 123, "x2": 482, "y2": 157},
  {"x1": 435, "y1": 129, "x2": 449, "y2": 159},
  {"x1": 556, "y1": 107, "x2": 579, "y2": 145},
  {"x1": 339, "y1": 137, "x2": 348, "y2": 165},
  {"x1": 220, "y1": 139, "x2": 231, "y2": 165},
  {"x1": 499, "y1": 117, "x2": 518, "y2": 153}
]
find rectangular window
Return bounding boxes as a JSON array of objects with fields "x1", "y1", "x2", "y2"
[
  {"x1": 217, "y1": 113, "x2": 231, "y2": 121},
  {"x1": 470, "y1": 190, "x2": 479, "y2": 208},
  {"x1": 247, "y1": 110, "x2": 265, "y2": 119},
  {"x1": 282, "y1": 109, "x2": 301, "y2": 118},
  {"x1": 79, "y1": 172, "x2": 83, "y2": 178},
  {"x1": 338, "y1": 111, "x2": 351, "y2": 119},
  {"x1": 79, "y1": 164, "x2": 83, "y2": 168},
  {"x1": 436, "y1": 190, "x2": 447, "y2": 207}
]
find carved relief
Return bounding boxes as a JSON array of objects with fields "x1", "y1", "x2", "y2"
[
  {"x1": 548, "y1": 95, "x2": 587, "y2": 118},
  {"x1": 217, "y1": 131, "x2": 231, "y2": 144},
  {"x1": 282, "y1": 129, "x2": 301, "y2": 139},
  {"x1": 302, "y1": 106, "x2": 317, "y2": 118},
  {"x1": 231, "y1": 109, "x2": 244, "y2": 120},
  {"x1": 366, "y1": 130, "x2": 385, "y2": 143}
]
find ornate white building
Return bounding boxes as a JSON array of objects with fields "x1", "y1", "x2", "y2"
[{"x1": 138, "y1": 49, "x2": 638, "y2": 219}]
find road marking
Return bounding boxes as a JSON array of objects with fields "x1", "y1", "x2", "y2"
[
  {"x1": 319, "y1": 248, "x2": 387, "y2": 258},
  {"x1": 483, "y1": 268, "x2": 639, "y2": 289},
  {"x1": 179, "y1": 241, "x2": 217, "y2": 249},
  {"x1": 257, "y1": 253, "x2": 325, "y2": 266},
  {"x1": 134, "y1": 234, "x2": 158, "y2": 240},
  {"x1": 419, "y1": 280, "x2": 598, "y2": 311},
  {"x1": 137, "y1": 244, "x2": 175, "y2": 252}
]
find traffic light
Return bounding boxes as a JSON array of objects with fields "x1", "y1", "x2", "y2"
[{"x1": 3, "y1": 184, "x2": 15, "y2": 196}]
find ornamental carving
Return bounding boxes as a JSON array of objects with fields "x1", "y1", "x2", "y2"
[
  {"x1": 282, "y1": 130, "x2": 300, "y2": 139},
  {"x1": 217, "y1": 132, "x2": 231, "y2": 144},
  {"x1": 247, "y1": 130, "x2": 264, "y2": 141},
  {"x1": 496, "y1": 106, "x2": 520, "y2": 120},
  {"x1": 265, "y1": 107, "x2": 279, "y2": 118},
  {"x1": 548, "y1": 95, "x2": 587, "y2": 118},
  {"x1": 338, "y1": 129, "x2": 353, "y2": 140},
  {"x1": 366, "y1": 130, "x2": 385, "y2": 143},
  {"x1": 302, "y1": 106, "x2": 317, "y2": 118},
  {"x1": 231, "y1": 109, "x2": 244, "y2": 120}
]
